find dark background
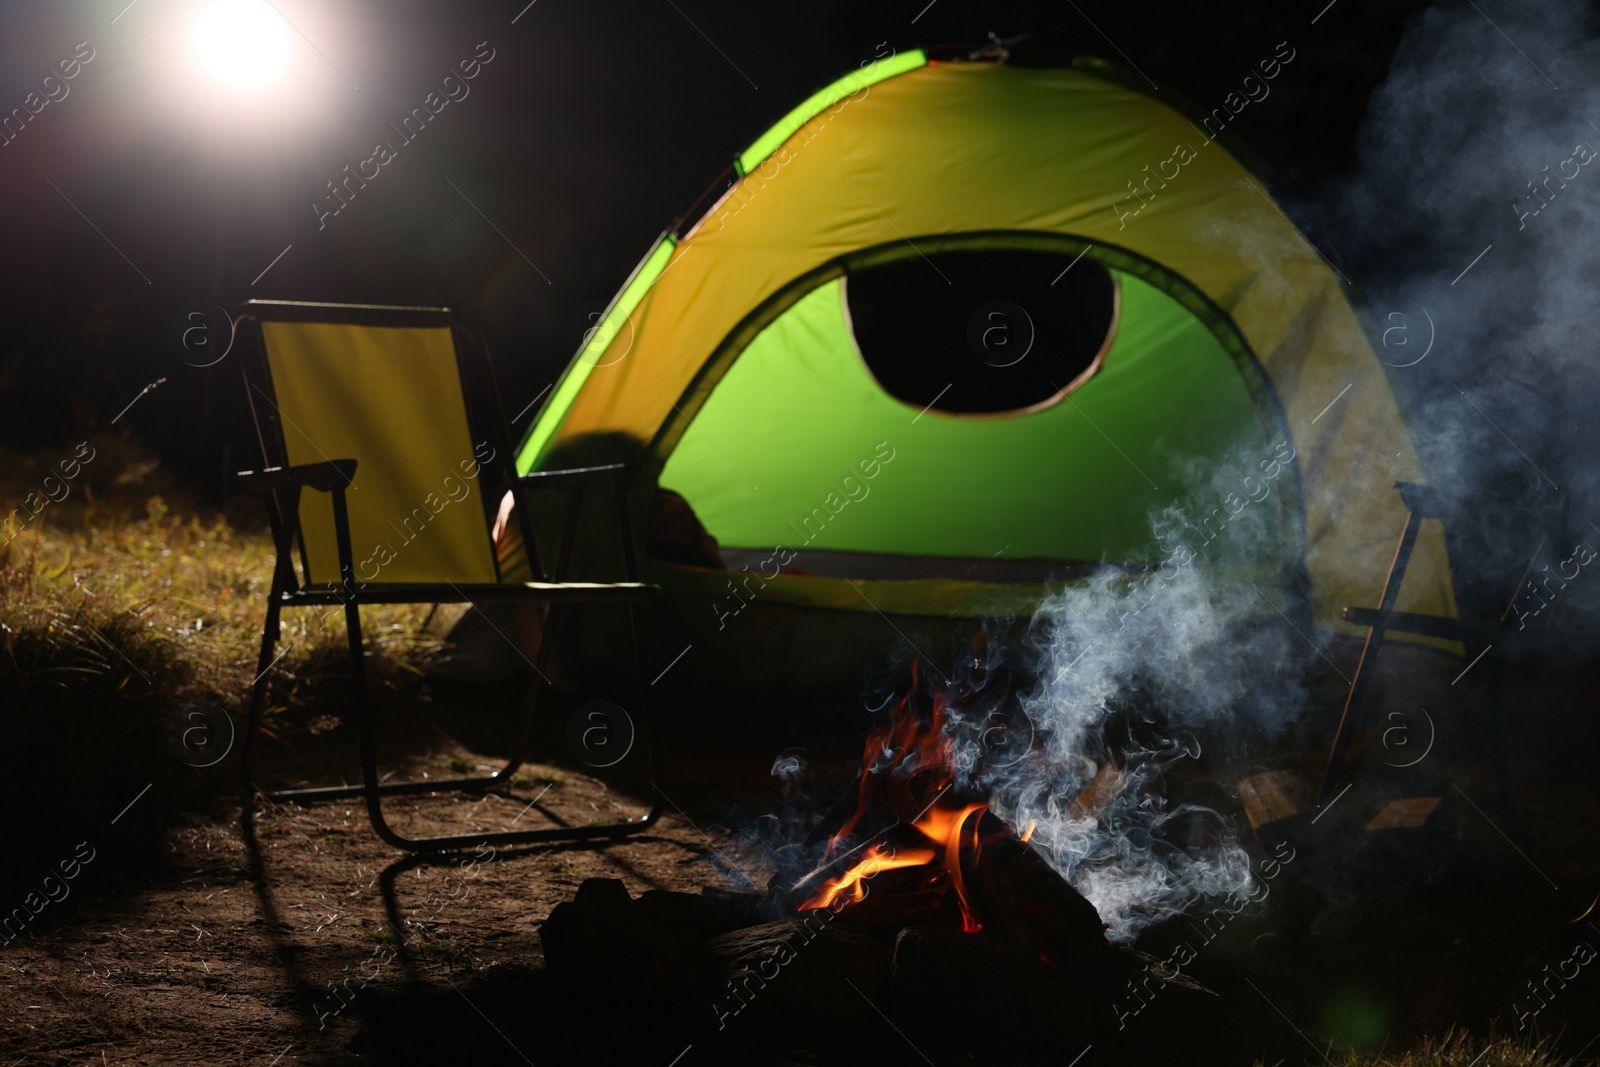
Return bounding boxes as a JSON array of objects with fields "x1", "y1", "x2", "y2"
[{"x1": 0, "y1": 0, "x2": 1430, "y2": 491}]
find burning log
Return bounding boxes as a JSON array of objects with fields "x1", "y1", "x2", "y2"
[
  {"x1": 781, "y1": 791, "x2": 1110, "y2": 971},
  {"x1": 790, "y1": 829, "x2": 968, "y2": 938},
  {"x1": 779, "y1": 661, "x2": 1112, "y2": 972},
  {"x1": 961, "y1": 809, "x2": 1109, "y2": 965},
  {"x1": 532, "y1": 649, "x2": 1234, "y2": 1056}
]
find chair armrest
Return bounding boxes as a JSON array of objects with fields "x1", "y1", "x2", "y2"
[
  {"x1": 236, "y1": 459, "x2": 358, "y2": 494},
  {"x1": 518, "y1": 463, "x2": 637, "y2": 492},
  {"x1": 1341, "y1": 605, "x2": 1478, "y2": 642}
]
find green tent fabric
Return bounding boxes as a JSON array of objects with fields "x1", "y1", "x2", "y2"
[{"x1": 659, "y1": 272, "x2": 1267, "y2": 567}]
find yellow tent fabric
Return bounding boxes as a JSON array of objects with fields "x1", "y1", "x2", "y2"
[{"x1": 523, "y1": 60, "x2": 1454, "y2": 633}]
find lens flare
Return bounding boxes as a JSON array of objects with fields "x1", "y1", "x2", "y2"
[{"x1": 189, "y1": 0, "x2": 291, "y2": 91}]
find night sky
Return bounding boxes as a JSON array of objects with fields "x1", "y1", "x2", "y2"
[{"x1": 0, "y1": 0, "x2": 1431, "y2": 491}]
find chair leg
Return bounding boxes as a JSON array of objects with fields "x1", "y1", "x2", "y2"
[
  {"x1": 262, "y1": 597, "x2": 666, "y2": 853},
  {"x1": 337, "y1": 600, "x2": 417, "y2": 851},
  {"x1": 240, "y1": 593, "x2": 284, "y2": 809},
  {"x1": 503, "y1": 602, "x2": 557, "y2": 781},
  {"x1": 263, "y1": 601, "x2": 547, "y2": 805},
  {"x1": 626, "y1": 599, "x2": 666, "y2": 832},
  {"x1": 1319, "y1": 509, "x2": 1425, "y2": 802}
]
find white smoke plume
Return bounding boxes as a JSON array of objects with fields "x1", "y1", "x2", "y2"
[
  {"x1": 971, "y1": 0, "x2": 1600, "y2": 936},
  {"x1": 1325, "y1": 0, "x2": 1600, "y2": 636},
  {"x1": 937, "y1": 434, "x2": 1315, "y2": 941}
]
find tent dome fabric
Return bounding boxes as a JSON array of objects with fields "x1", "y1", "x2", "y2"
[{"x1": 514, "y1": 53, "x2": 1455, "y2": 644}]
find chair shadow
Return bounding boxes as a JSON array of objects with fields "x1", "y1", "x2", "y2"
[
  {"x1": 370, "y1": 830, "x2": 709, "y2": 967},
  {"x1": 238, "y1": 799, "x2": 365, "y2": 1041},
  {"x1": 351, "y1": 832, "x2": 742, "y2": 1066}
]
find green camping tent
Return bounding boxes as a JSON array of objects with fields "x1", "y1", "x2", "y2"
[{"x1": 511, "y1": 49, "x2": 1456, "y2": 695}]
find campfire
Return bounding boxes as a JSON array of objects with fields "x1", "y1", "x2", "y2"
[
  {"x1": 538, "y1": 650, "x2": 1206, "y2": 1058},
  {"x1": 785, "y1": 658, "x2": 1110, "y2": 967}
]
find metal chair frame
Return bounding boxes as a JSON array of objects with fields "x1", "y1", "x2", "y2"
[
  {"x1": 233, "y1": 300, "x2": 663, "y2": 852},
  {"x1": 1319, "y1": 479, "x2": 1566, "y2": 804}
]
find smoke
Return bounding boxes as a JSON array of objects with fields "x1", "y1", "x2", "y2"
[
  {"x1": 1324, "y1": 0, "x2": 1600, "y2": 635},
  {"x1": 731, "y1": 435, "x2": 1315, "y2": 940},
  {"x1": 745, "y1": 6, "x2": 1600, "y2": 938},
  {"x1": 970, "y1": 2, "x2": 1600, "y2": 936},
  {"x1": 937, "y1": 435, "x2": 1315, "y2": 941}
]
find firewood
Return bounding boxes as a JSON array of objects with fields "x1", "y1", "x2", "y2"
[
  {"x1": 703, "y1": 918, "x2": 892, "y2": 1027},
  {"x1": 1365, "y1": 795, "x2": 1442, "y2": 830},
  {"x1": 822, "y1": 869, "x2": 966, "y2": 940},
  {"x1": 889, "y1": 926, "x2": 1102, "y2": 1034},
  {"x1": 1068, "y1": 761, "x2": 1127, "y2": 820},
  {"x1": 539, "y1": 878, "x2": 681, "y2": 983},
  {"x1": 1237, "y1": 769, "x2": 1310, "y2": 839},
  {"x1": 634, "y1": 886, "x2": 765, "y2": 944},
  {"x1": 961, "y1": 810, "x2": 1109, "y2": 965}
]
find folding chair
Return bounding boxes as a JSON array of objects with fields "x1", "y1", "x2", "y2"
[
  {"x1": 232, "y1": 300, "x2": 664, "y2": 852},
  {"x1": 1318, "y1": 479, "x2": 1568, "y2": 805}
]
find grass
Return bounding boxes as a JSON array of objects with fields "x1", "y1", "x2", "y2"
[
  {"x1": 114, "y1": 967, "x2": 169, "y2": 986},
  {"x1": 419, "y1": 937, "x2": 476, "y2": 968},
  {"x1": 1264, "y1": 1030, "x2": 1589, "y2": 1066},
  {"x1": 0, "y1": 435, "x2": 439, "y2": 860},
  {"x1": 511, "y1": 766, "x2": 565, "y2": 787}
]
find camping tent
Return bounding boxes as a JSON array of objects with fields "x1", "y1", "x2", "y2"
[{"x1": 511, "y1": 49, "x2": 1456, "y2": 695}]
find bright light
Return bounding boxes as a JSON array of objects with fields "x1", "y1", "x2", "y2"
[{"x1": 189, "y1": 0, "x2": 292, "y2": 92}]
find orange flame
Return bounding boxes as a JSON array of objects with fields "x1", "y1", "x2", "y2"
[
  {"x1": 823, "y1": 661, "x2": 955, "y2": 860},
  {"x1": 798, "y1": 660, "x2": 994, "y2": 931},
  {"x1": 912, "y1": 800, "x2": 989, "y2": 931},
  {"x1": 805, "y1": 845, "x2": 937, "y2": 910}
]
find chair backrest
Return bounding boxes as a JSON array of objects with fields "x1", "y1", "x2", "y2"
[{"x1": 239, "y1": 301, "x2": 516, "y2": 589}]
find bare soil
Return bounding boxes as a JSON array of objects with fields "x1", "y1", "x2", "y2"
[
  {"x1": 4, "y1": 663, "x2": 1600, "y2": 1067},
  {"x1": 0, "y1": 744, "x2": 732, "y2": 1067}
]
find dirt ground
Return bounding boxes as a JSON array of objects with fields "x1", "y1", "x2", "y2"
[
  {"x1": 4, "y1": 661, "x2": 1600, "y2": 1067},
  {"x1": 0, "y1": 742, "x2": 739, "y2": 1067}
]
